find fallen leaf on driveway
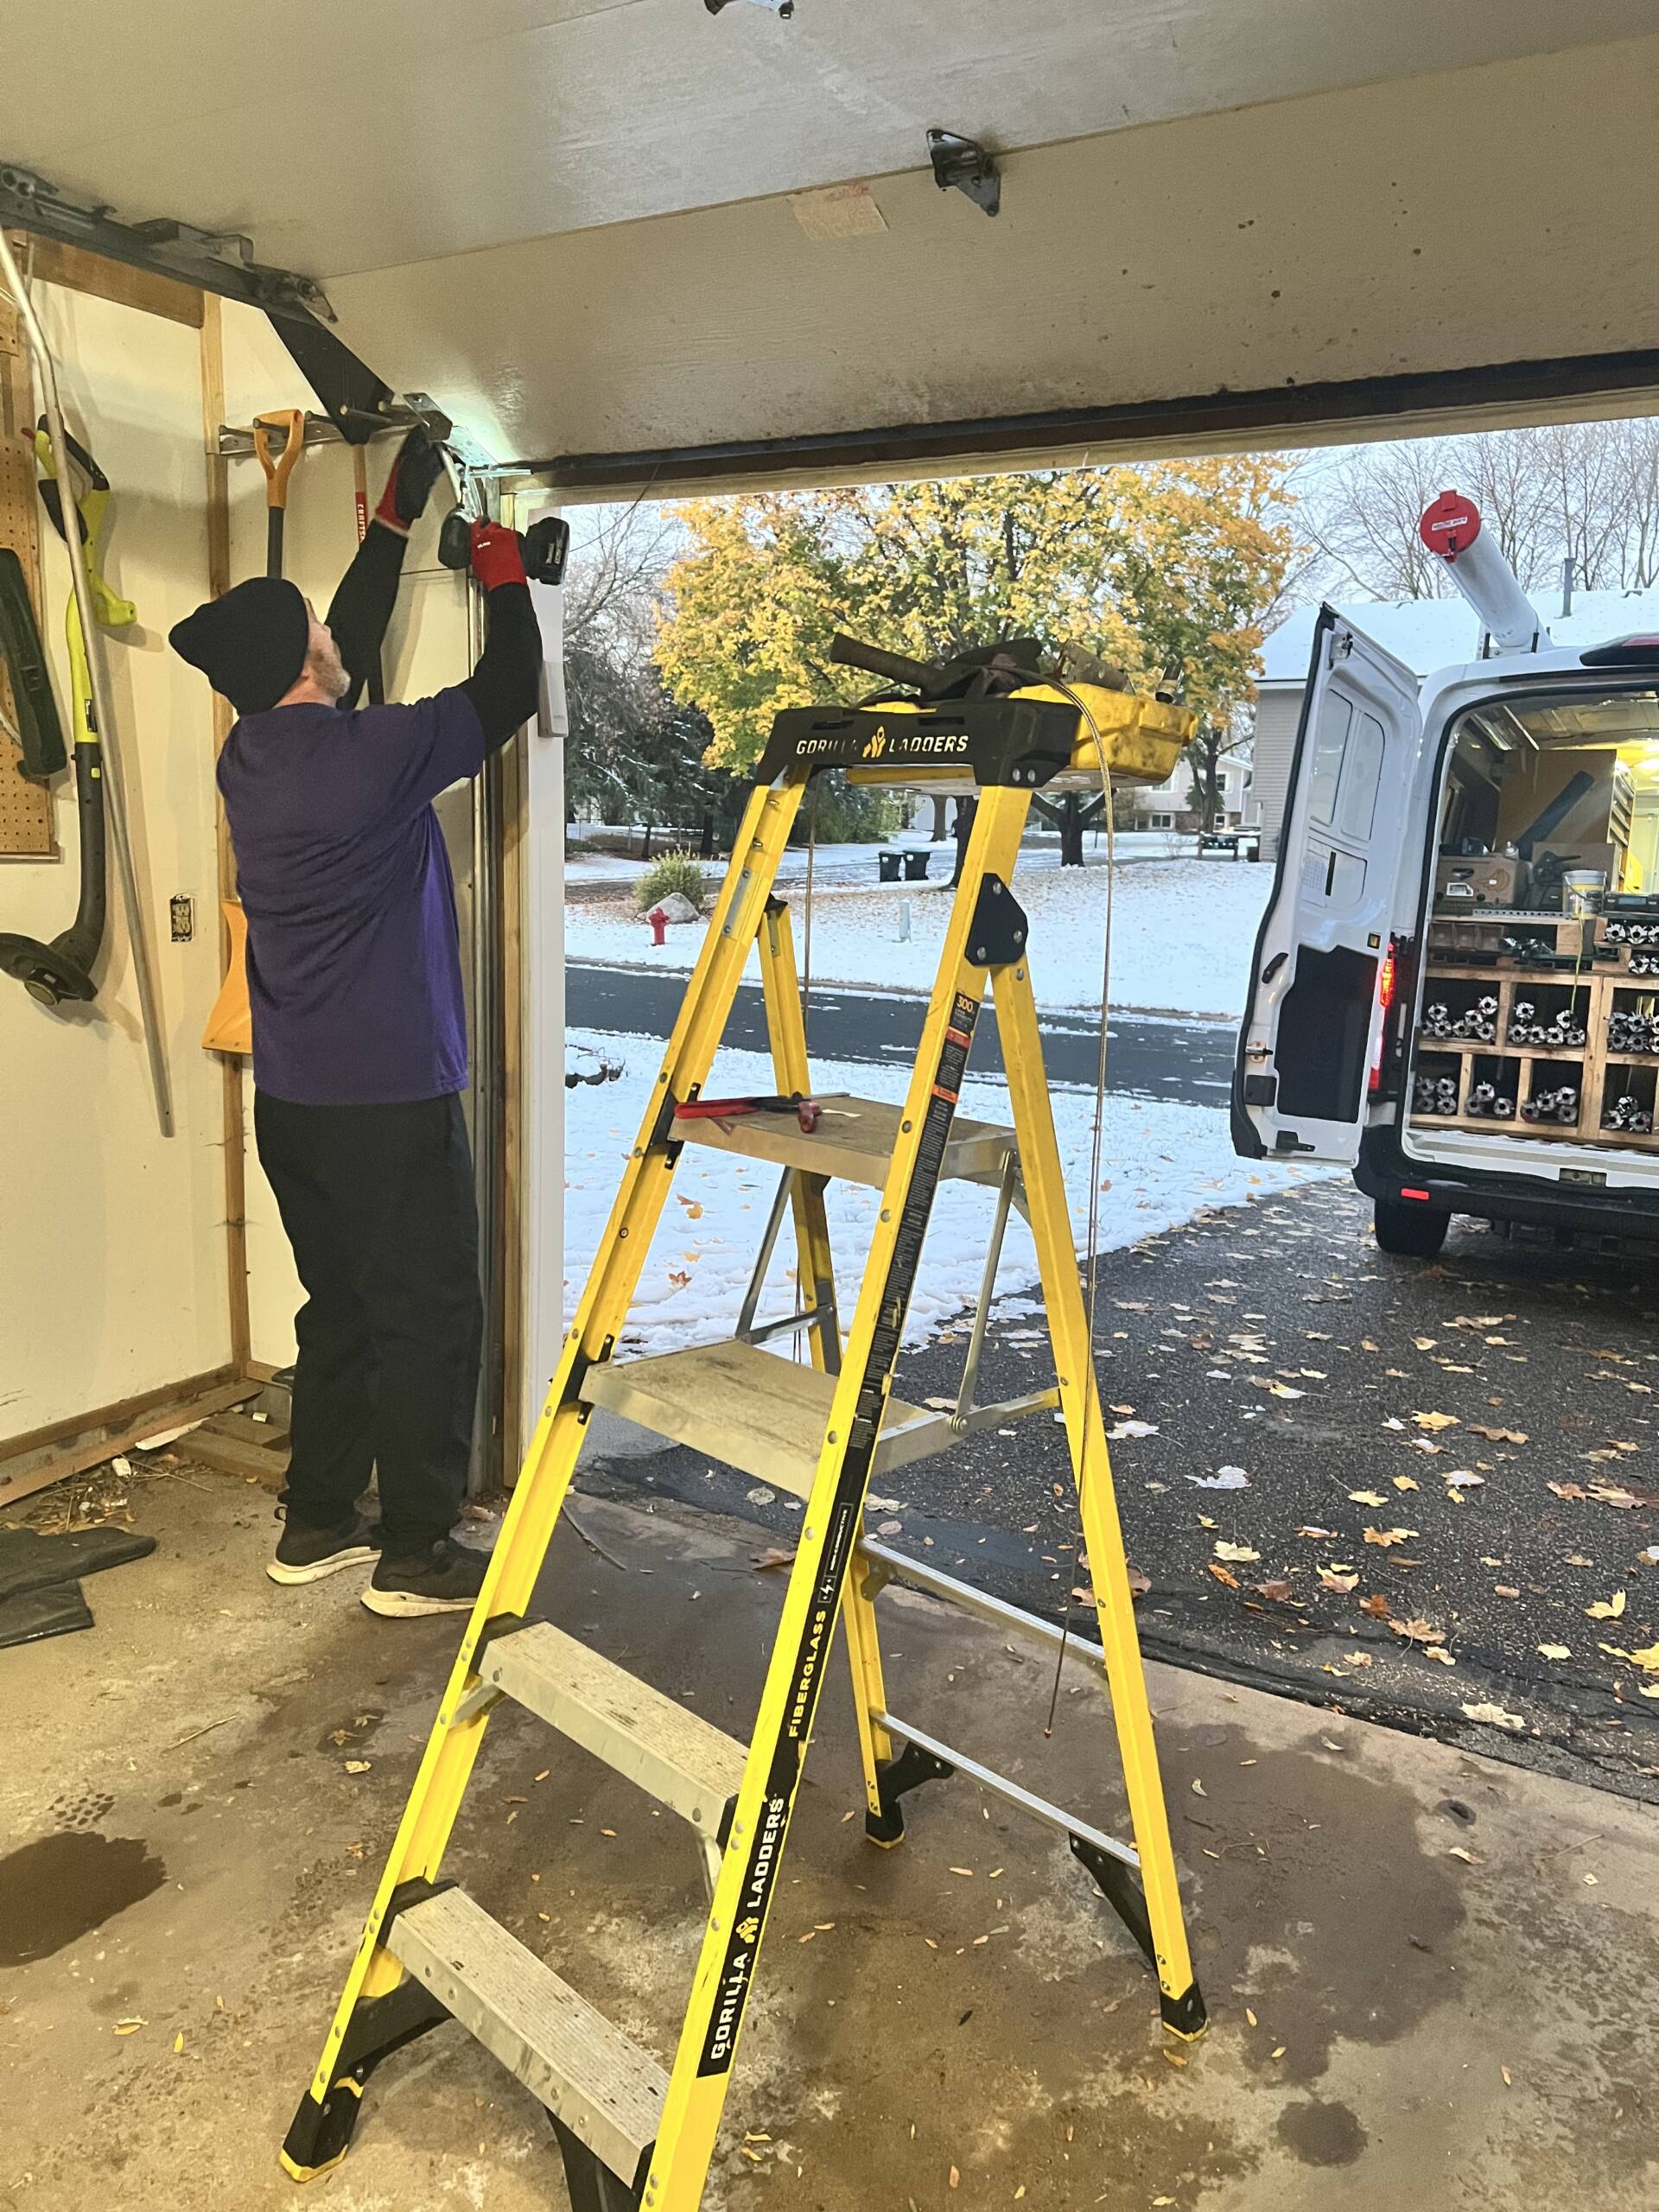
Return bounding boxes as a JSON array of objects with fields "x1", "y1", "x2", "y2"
[
  {"x1": 1461, "y1": 1700, "x2": 1526, "y2": 1732},
  {"x1": 1389, "y1": 1617, "x2": 1444, "y2": 1643},
  {"x1": 1319, "y1": 1569, "x2": 1359, "y2": 1592},
  {"x1": 1348, "y1": 1490, "x2": 1387, "y2": 1507},
  {"x1": 1364, "y1": 1528, "x2": 1417, "y2": 1548},
  {"x1": 1109, "y1": 1420, "x2": 1159, "y2": 1439},
  {"x1": 751, "y1": 1548, "x2": 797, "y2": 1573},
  {"x1": 1296, "y1": 1525, "x2": 1338, "y2": 1539},
  {"x1": 1586, "y1": 1592, "x2": 1628, "y2": 1619},
  {"x1": 1267, "y1": 1382, "x2": 1305, "y2": 1400},
  {"x1": 1207, "y1": 1564, "x2": 1240, "y2": 1588},
  {"x1": 1587, "y1": 1484, "x2": 1642, "y2": 1510},
  {"x1": 1360, "y1": 1593, "x2": 1392, "y2": 1619},
  {"x1": 1254, "y1": 1580, "x2": 1295, "y2": 1604},
  {"x1": 1444, "y1": 1470, "x2": 1485, "y2": 1488},
  {"x1": 1469, "y1": 1424, "x2": 1528, "y2": 1444},
  {"x1": 1625, "y1": 1641, "x2": 1659, "y2": 1672},
  {"x1": 1414, "y1": 1411, "x2": 1459, "y2": 1432},
  {"x1": 1424, "y1": 1645, "x2": 1456, "y2": 1665},
  {"x1": 1393, "y1": 1476, "x2": 1421, "y2": 1492},
  {"x1": 1549, "y1": 1482, "x2": 1589, "y2": 1501},
  {"x1": 1214, "y1": 1541, "x2": 1261, "y2": 1563},
  {"x1": 1537, "y1": 1643, "x2": 1573, "y2": 1660}
]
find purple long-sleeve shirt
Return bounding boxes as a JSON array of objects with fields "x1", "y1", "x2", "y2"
[{"x1": 219, "y1": 688, "x2": 490, "y2": 1106}]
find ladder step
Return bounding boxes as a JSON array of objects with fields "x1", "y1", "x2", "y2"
[
  {"x1": 678, "y1": 1090, "x2": 1015, "y2": 1191},
  {"x1": 580, "y1": 1338, "x2": 940, "y2": 1499},
  {"x1": 478, "y1": 1622, "x2": 746, "y2": 1839},
  {"x1": 385, "y1": 1887, "x2": 666, "y2": 2189}
]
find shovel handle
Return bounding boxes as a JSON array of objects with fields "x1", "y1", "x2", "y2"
[{"x1": 253, "y1": 410, "x2": 306, "y2": 509}]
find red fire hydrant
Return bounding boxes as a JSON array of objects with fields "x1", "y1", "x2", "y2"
[{"x1": 647, "y1": 905, "x2": 668, "y2": 947}]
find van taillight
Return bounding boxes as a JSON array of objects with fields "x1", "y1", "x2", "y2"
[{"x1": 1378, "y1": 947, "x2": 1397, "y2": 1012}]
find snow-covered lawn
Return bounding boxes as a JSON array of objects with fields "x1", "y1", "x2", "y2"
[
  {"x1": 563, "y1": 1028, "x2": 1313, "y2": 1357},
  {"x1": 565, "y1": 851, "x2": 1274, "y2": 1020}
]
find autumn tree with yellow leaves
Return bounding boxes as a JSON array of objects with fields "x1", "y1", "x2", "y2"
[{"x1": 653, "y1": 458, "x2": 1300, "y2": 836}]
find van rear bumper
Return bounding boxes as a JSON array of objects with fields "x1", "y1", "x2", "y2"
[{"x1": 1356, "y1": 1126, "x2": 1659, "y2": 1241}]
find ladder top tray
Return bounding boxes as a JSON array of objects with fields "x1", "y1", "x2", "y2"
[
  {"x1": 757, "y1": 683, "x2": 1194, "y2": 797},
  {"x1": 678, "y1": 1091, "x2": 1015, "y2": 1188}
]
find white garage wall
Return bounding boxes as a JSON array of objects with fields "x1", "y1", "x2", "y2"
[{"x1": 1, "y1": 283, "x2": 229, "y2": 1444}]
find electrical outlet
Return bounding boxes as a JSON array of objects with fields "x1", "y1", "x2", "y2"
[{"x1": 169, "y1": 893, "x2": 194, "y2": 943}]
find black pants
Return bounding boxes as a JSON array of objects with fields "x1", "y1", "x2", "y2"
[{"x1": 254, "y1": 1092, "x2": 482, "y2": 1558}]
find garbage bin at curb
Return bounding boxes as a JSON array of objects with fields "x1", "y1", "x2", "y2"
[
  {"x1": 878, "y1": 852, "x2": 903, "y2": 882},
  {"x1": 902, "y1": 850, "x2": 931, "y2": 880}
]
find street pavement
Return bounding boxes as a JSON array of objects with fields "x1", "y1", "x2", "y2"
[
  {"x1": 568, "y1": 959, "x2": 1235, "y2": 1106},
  {"x1": 581, "y1": 1177, "x2": 1659, "y2": 1804}
]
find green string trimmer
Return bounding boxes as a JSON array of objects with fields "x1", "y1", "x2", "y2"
[{"x1": 0, "y1": 424, "x2": 135, "y2": 1006}]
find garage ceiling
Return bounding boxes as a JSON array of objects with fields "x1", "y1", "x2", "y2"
[
  {"x1": 6, "y1": 5, "x2": 1659, "y2": 486},
  {"x1": 3, "y1": 0, "x2": 1656, "y2": 277}
]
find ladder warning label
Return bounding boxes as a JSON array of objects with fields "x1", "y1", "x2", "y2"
[{"x1": 698, "y1": 988, "x2": 981, "y2": 2075}]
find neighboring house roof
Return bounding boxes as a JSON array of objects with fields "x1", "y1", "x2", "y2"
[{"x1": 1257, "y1": 587, "x2": 1659, "y2": 688}]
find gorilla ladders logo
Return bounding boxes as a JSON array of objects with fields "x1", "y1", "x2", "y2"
[
  {"x1": 702, "y1": 1791, "x2": 791, "y2": 2072},
  {"x1": 793, "y1": 726, "x2": 972, "y2": 762}
]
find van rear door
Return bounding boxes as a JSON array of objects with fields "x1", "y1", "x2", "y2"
[{"x1": 1233, "y1": 606, "x2": 1421, "y2": 1165}]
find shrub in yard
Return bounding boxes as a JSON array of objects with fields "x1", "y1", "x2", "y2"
[{"x1": 635, "y1": 850, "x2": 709, "y2": 915}]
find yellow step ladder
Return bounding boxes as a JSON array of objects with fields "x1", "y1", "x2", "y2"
[{"x1": 282, "y1": 664, "x2": 1205, "y2": 2212}]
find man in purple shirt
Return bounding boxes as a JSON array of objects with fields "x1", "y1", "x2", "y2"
[{"x1": 170, "y1": 437, "x2": 541, "y2": 1616}]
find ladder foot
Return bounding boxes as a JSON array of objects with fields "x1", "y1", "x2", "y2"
[
  {"x1": 1160, "y1": 1982, "x2": 1209, "y2": 2041},
  {"x1": 549, "y1": 2114, "x2": 645, "y2": 2211},
  {"x1": 279, "y1": 1980, "x2": 451, "y2": 2181},
  {"x1": 865, "y1": 1738, "x2": 955, "y2": 1846}
]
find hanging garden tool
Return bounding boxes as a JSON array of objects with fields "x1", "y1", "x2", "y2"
[
  {"x1": 0, "y1": 226, "x2": 171, "y2": 1129},
  {"x1": 0, "y1": 425, "x2": 136, "y2": 1007},
  {"x1": 202, "y1": 410, "x2": 308, "y2": 1055},
  {"x1": 253, "y1": 409, "x2": 306, "y2": 578}
]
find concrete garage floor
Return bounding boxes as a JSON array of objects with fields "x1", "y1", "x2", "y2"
[{"x1": 2, "y1": 1467, "x2": 1656, "y2": 2211}]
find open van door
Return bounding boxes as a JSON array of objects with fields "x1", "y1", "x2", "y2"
[{"x1": 1233, "y1": 607, "x2": 1421, "y2": 1164}]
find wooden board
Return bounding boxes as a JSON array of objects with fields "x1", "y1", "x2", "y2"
[
  {"x1": 10, "y1": 234, "x2": 203, "y2": 329},
  {"x1": 0, "y1": 289, "x2": 54, "y2": 858},
  {"x1": 181, "y1": 1410, "x2": 290, "y2": 1488},
  {"x1": 0, "y1": 1376, "x2": 257, "y2": 1513}
]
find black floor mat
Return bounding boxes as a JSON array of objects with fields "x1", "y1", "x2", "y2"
[
  {"x1": 0, "y1": 1525, "x2": 156, "y2": 1603},
  {"x1": 0, "y1": 1581, "x2": 93, "y2": 1649}
]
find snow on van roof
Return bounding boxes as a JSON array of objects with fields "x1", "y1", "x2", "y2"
[{"x1": 1258, "y1": 587, "x2": 1659, "y2": 687}]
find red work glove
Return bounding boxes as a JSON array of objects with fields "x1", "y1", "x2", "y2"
[
  {"x1": 469, "y1": 519, "x2": 528, "y2": 591},
  {"x1": 373, "y1": 428, "x2": 446, "y2": 533}
]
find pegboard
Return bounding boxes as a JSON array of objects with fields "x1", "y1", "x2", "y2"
[{"x1": 0, "y1": 284, "x2": 54, "y2": 857}]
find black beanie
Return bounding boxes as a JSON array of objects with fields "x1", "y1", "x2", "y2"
[{"x1": 168, "y1": 576, "x2": 309, "y2": 714}]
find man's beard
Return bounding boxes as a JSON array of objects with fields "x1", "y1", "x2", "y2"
[{"x1": 306, "y1": 640, "x2": 350, "y2": 702}]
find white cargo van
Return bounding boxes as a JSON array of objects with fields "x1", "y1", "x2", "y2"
[{"x1": 1232, "y1": 495, "x2": 1659, "y2": 1256}]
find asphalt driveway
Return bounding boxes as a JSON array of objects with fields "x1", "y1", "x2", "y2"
[{"x1": 582, "y1": 1179, "x2": 1659, "y2": 1804}]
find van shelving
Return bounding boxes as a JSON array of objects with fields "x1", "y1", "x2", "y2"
[{"x1": 1409, "y1": 912, "x2": 1659, "y2": 1152}]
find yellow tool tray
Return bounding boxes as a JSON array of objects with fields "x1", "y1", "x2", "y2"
[{"x1": 842, "y1": 681, "x2": 1195, "y2": 795}]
